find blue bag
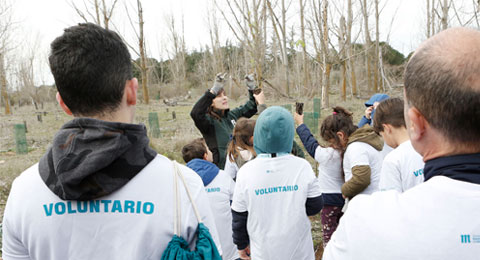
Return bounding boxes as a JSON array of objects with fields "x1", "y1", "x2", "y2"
[{"x1": 161, "y1": 161, "x2": 222, "y2": 260}]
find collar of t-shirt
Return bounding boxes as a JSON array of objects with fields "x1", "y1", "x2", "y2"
[
  {"x1": 424, "y1": 153, "x2": 480, "y2": 185},
  {"x1": 257, "y1": 153, "x2": 289, "y2": 158}
]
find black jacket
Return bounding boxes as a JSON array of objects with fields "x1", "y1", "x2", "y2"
[{"x1": 190, "y1": 90, "x2": 258, "y2": 169}]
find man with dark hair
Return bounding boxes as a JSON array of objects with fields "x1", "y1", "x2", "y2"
[
  {"x1": 324, "y1": 27, "x2": 480, "y2": 259},
  {"x1": 1, "y1": 23, "x2": 221, "y2": 259}
]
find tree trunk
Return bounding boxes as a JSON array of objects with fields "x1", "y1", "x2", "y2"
[
  {"x1": 374, "y1": 0, "x2": 380, "y2": 92},
  {"x1": 321, "y1": 0, "x2": 330, "y2": 108},
  {"x1": 299, "y1": 0, "x2": 310, "y2": 95},
  {"x1": 347, "y1": 0, "x2": 357, "y2": 96},
  {"x1": 339, "y1": 16, "x2": 347, "y2": 101},
  {"x1": 137, "y1": 0, "x2": 149, "y2": 104},
  {"x1": 427, "y1": 0, "x2": 431, "y2": 37},
  {"x1": 441, "y1": 0, "x2": 448, "y2": 30},
  {"x1": 0, "y1": 53, "x2": 11, "y2": 115},
  {"x1": 362, "y1": 0, "x2": 373, "y2": 93}
]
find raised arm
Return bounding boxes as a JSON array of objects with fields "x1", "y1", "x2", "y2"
[{"x1": 190, "y1": 90, "x2": 215, "y2": 134}]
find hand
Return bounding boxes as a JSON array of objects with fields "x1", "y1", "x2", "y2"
[
  {"x1": 253, "y1": 90, "x2": 265, "y2": 105},
  {"x1": 245, "y1": 73, "x2": 256, "y2": 90},
  {"x1": 211, "y1": 72, "x2": 227, "y2": 95},
  {"x1": 238, "y1": 246, "x2": 251, "y2": 260},
  {"x1": 294, "y1": 112, "x2": 304, "y2": 126},
  {"x1": 365, "y1": 106, "x2": 374, "y2": 119}
]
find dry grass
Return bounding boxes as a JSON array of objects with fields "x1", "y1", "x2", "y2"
[{"x1": 0, "y1": 86, "x2": 404, "y2": 258}]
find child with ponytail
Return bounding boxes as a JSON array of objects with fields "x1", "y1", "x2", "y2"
[
  {"x1": 294, "y1": 108, "x2": 345, "y2": 247},
  {"x1": 224, "y1": 118, "x2": 257, "y2": 180}
]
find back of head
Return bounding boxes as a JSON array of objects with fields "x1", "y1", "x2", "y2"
[
  {"x1": 253, "y1": 106, "x2": 294, "y2": 155},
  {"x1": 373, "y1": 98, "x2": 405, "y2": 133},
  {"x1": 320, "y1": 106, "x2": 357, "y2": 148},
  {"x1": 49, "y1": 23, "x2": 132, "y2": 116},
  {"x1": 182, "y1": 138, "x2": 207, "y2": 163},
  {"x1": 404, "y1": 27, "x2": 480, "y2": 146},
  {"x1": 228, "y1": 117, "x2": 256, "y2": 161}
]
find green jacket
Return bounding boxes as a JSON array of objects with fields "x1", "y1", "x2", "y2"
[
  {"x1": 341, "y1": 126, "x2": 384, "y2": 198},
  {"x1": 190, "y1": 90, "x2": 258, "y2": 169}
]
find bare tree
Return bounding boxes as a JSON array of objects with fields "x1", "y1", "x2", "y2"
[
  {"x1": 440, "y1": 0, "x2": 449, "y2": 30},
  {"x1": 266, "y1": 0, "x2": 290, "y2": 94},
  {"x1": 71, "y1": 0, "x2": 119, "y2": 29},
  {"x1": 346, "y1": 0, "x2": 358, "y2": 96},
  {"x1": 165, "y1": 14, "x2": 187, "y2": 88},
  {"x1": 321, "y1": 0, "x2": 330, "y2": 108},
  {"x1": 0, "y1": 52, "x2": 9, "y2": 114},
  {"x1": 0, "y1": 0, "x2": 12, "y2": 115},
  {"x1": 361, "y1": 0, "x2": 373, "y2": 93},
  {"x1": 216, "y1": 0, "x2": 268, "y2": 89},
  {"x1": 374, "y1": 0, "x2": 381, "y2": 92},
  {"x1": 133, "y1": 0, "x2": 149, "y2": 103},
  {"x1": 299, "y1": 0, "x2": 310, "y2": 94}
]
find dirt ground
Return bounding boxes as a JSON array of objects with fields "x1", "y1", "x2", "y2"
[{"x1": 0, "y1": 87, "x2": 403, "y2": 258}]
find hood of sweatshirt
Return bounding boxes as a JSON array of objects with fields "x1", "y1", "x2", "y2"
[
  {"x1": 347, "y1": 126, "x2": 384, "y2": 151},
  {"x1": 186, "y1": 159, "x2": 220, "y2": 186},
  {"x1": 39, "y1": 118, "x2": 157, "y2": 201},
  {"x1": 253, "y1": 106, "x2": 294, "y2": 155}
]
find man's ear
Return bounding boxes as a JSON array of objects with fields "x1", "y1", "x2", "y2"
[
  {"x1": 407, "y1": 107, "x2": 426, "y2": 142},
  {"x1": 203, "y1": 152, "x2": 208, "y2": 161},
  {"x1": 383, "y1": 124, "x2": 392, "y2": 134},
  {"x1": 126, "y1": 78, "x2": 138, "y2": 106},
  {"x1": 56, "y1": 92, "x2": 73, "y2": 116}
]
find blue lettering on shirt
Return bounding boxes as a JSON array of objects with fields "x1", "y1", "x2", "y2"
[
  {"x1": 42, "y1": 200, "x2": 155, "y2": 217},
  {"x1": 413, "y1": 168, "x2": 424, "y2": 177},
  {"x1": 255, "y1": 185, "x2": 299, "y2": 195},
  {"x1": 206, "y1": 187, "x2": 221, "y2": 193}
]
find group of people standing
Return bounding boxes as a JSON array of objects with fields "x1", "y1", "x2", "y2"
[{"x1": 2, "y1": 22, "x2": 480, "y2": 260}]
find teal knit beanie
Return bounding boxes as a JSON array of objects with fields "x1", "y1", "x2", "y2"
[{"x1": 253, "y1": 106, "x2": 294, "y2": 154}]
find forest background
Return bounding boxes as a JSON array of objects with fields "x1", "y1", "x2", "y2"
[{"x1": 0, "y1": 0, "x2": 479, "y2": 258}]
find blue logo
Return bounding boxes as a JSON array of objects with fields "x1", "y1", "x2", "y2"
[{"x1": 461, "y1": 234, "x2": 471, "y2": 243}]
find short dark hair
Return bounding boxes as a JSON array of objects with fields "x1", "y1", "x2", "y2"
[
  {"x1": 182, "y1": 138, "x2": 207, "y2": 163},
  {"x1": 373, "y1": 98, "x2": 405, "y2": 133},
  {"x1": 49, "y1": 23, "x2": 132, "y2": 116},
  {"x1": 404, "y1": 29, "x2": 480, "y2": 145}
]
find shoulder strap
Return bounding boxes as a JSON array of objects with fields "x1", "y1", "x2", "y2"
[
  {"x1": 173, "y1": 161, "x2": 203, "y2": 226},
  {"x1": 173, "y1": 160, "x2": 181, "y2": 236}
]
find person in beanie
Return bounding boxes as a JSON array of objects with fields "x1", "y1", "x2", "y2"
[
  {"x1": 231, "y1": 106, "x2": 323, "y2": 260},
  {"x1": 1, "y1": 23, "x2": 221, "y2": 260}
]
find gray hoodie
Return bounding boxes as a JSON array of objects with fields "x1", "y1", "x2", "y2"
[{"x1": 39, "y1": 118, "x2": 157, "y2": 201}]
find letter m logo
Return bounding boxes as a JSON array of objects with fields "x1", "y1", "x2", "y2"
[{"x1": 461, "y1": 234, "x2": 471, "y2": 243}]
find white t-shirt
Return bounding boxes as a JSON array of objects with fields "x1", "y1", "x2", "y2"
[
  {"x1": 224, "y1": 157, "x2": 239, "y2": 180},
  {"x1": 380, "y1": 143, "x2": 393, "y2": 159},
  {"x1": 379, "y1": 140, "x2": 425, "y2": 192},
  {"x1": 204, "y1": 170, "x2": 238, "y2": 260},
  {"x1": 343, "y1": 142, "x2": 383, "y2": 195},
  {"x1": 2, "y1": 155, "x2": 222, "y2": 260},
  {"x1": 231, "y1": 154, "x2": 322, "y2": 260},
  {"x1": 315, "y1": 146, "x2": 343, "y2": 193},
  {"x1": 224, "y1": 149, "x2": 254, "y2": 180},
  {"x1": 324, "y1": 176, "x2": 480, "y2": 259}
]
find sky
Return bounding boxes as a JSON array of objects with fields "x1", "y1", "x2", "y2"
[{"x1": 9, "y1": 0, "x2": 430, "y2": 85}]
